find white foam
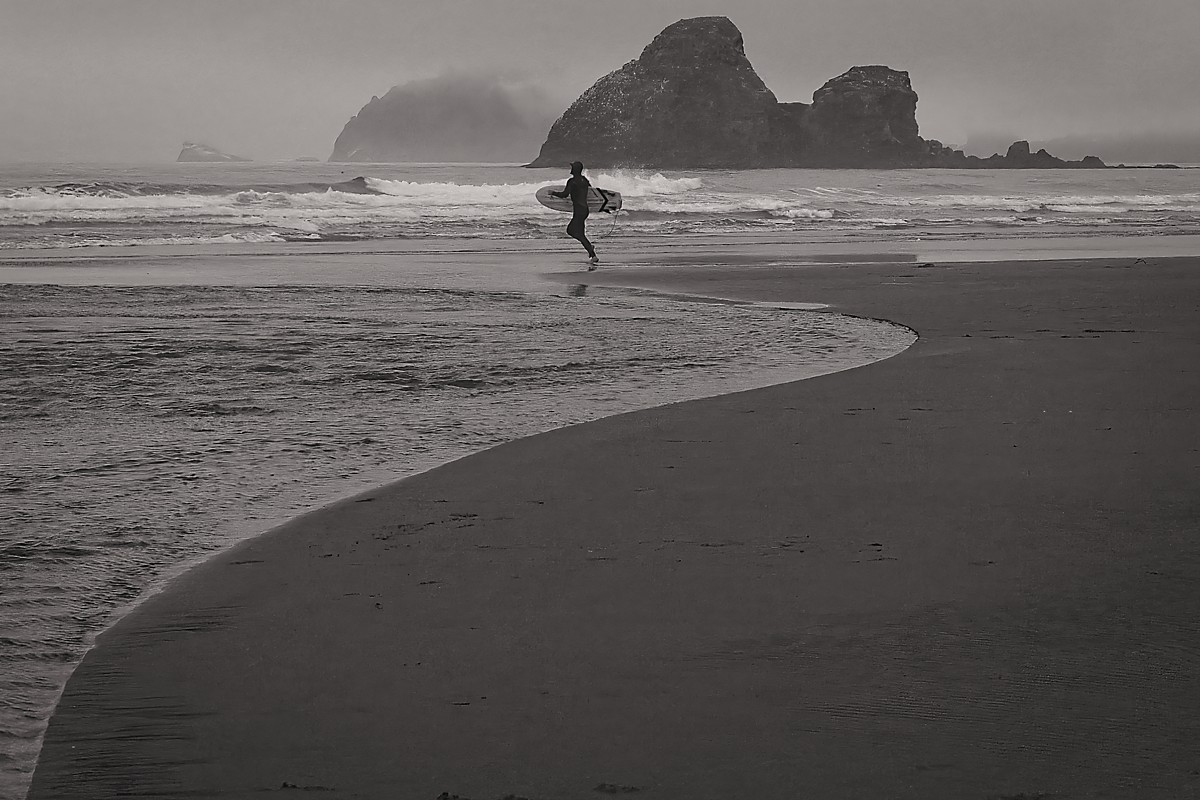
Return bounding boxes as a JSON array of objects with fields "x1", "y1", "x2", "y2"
[
  {"x1": 773, "y1": 207, "x2": 838, "y2": 220},
  {"x1": 631, "y1": 196, "x2": 834, "y2": 218},
  {"x1": 3, "y1": 171, "x2": 1198, "y2": 250},
  {"x1": 859, "y1": 191, "x2": 1200, "y2": 214},
  {"x1": 40, "y1": 232, "x2": 291, "y2": 248},
  {"x1": 0, "y1": 173, "x2": 715, "y2": 239},
  {"x1": 591, "y1": 171, "x2": 703, "y2": 196},
  {"x1": 364, "y1": 177, "x2": 544, "y2": 204}
]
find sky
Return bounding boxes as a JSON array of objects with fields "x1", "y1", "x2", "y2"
[{"x1": 1, "y1": 0, "x2": 1197, "y2": 162}]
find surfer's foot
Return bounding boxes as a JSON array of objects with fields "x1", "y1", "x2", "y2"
[{"x1": 588, "y1": 254, "x2": 600, "y2": 269}]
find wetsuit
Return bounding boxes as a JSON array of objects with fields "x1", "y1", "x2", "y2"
[{"x1": 551, "y1": 175, "x2": 596, "y2": 259}]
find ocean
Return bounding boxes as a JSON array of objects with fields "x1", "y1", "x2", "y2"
[
  {"x1": 1, "y1": 161, "x2": 1198, "y2": 798},
  {"x1": 2, "y1": 162, "x2": 1199, "y2": 248}
]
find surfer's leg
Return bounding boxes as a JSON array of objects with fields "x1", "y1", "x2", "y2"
[
  {"x1": 567, "y1": 212, "x2": 596, "y2": 258},
  {"x1": 566, "y1": 214, "x2": 585, "y2": 247}
]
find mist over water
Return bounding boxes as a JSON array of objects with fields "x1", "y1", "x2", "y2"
[
  {"x1": 963, "y1": 131, "x2": 1200, "y2": 164},
  {"x1": 329, "y1": 73, "x2": 561, "y2": 163},
  {"x1": 3, "y1": 1, "x2": 1199, "y2": 163}
]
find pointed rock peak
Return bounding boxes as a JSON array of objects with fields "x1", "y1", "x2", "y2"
[{"x1": 639, "y1": 16, "x2": 747, "y2": 65}]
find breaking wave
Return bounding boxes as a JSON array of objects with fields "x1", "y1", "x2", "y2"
[{"x1": 2, "y1": 165, "x2": 1198, "y2": 249}]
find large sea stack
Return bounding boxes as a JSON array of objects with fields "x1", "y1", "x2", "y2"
[
  {"x1": 794, "y1": 66, "x2": 923, "y2": 167},
  {"x1": 532, "y1": 17, "x2": 779, "y2": 169},
  {"x1": 529, "y1": 16, "x2": 1103, "y2": 169}
]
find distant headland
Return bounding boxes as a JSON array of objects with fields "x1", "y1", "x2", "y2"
[
  {"x1": 176, "y1": 142, "x2": 250, "y2": 163},
  {"x1": 528, "y1": 16, "x2": 1106, "y2": 170},
  {"x1": 329, "y1": 75, "x2": 557, "y2": 163}
]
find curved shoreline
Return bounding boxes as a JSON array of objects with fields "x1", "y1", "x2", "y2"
[
  {"x1": 70, "y1": 281, "x2": 914, "y2": 640},
  {"x1": 30, "y1": 254, "x2": 1200, "y2": 799},
  {"x1": 10, "y1": 267, "x2": 912, "y2": 797}
]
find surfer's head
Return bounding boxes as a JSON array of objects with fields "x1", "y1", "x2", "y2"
[{"x1": 570, "y1": 161, "x2": 584, "y2": 176}]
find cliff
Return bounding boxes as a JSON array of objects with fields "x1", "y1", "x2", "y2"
[
  {"x1": 528, "y1": 17, "x2": 1104, "y2": 170},
  {"x1": 330, "y1": 75, "x2": 558, "y2": 163},
  {"x1": 176, "y1": 142, "x2": 250, "y2": 163}
]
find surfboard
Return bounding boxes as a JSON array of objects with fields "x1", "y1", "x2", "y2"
[{"x1": 536, "y1": 185, "x2": 623, "y2": 214}]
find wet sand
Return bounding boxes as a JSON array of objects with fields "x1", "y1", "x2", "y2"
[{"x1": 29, "y1": 249, "x2": 1200, "y2": 800}]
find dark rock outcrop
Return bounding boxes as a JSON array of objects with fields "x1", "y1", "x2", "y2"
[
  {"x1": 922, "y1": 140, "x2": 1113, "y2": 170},
  {"x1": 966, "y1": 131, "x2": 1197, "y2": 165},
  {"x1": 531, "y1": 17, "x2": 779, "y2": 169},
  {"x1": 528, "y1": 16, "x2": 1104, "y2": 170},
  {"x1": 777, "y1": 66, "x2": 926, "y2": 167},
  {"x1": 330, "y1": 74, "x2": 558, "y2": 163},
  {"x1": 177, "y1": 142, "x2": 250, "y2": 162}
]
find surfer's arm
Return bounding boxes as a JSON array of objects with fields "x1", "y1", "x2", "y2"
[{"x1": 549, "y1": 180, "x2": 572, "y2": 199}]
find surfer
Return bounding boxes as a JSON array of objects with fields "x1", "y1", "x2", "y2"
[{"x1": 550, "y1": 161, "x2": 600, "y2": 268}]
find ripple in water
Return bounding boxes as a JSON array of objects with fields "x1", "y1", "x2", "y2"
[{"x1": 0, "y1": 280, "x2": 913, "y2": 796}]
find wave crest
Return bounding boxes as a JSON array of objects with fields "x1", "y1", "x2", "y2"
[{"x1": 3, "y1": 167, "x2": 1197, "y2": 249}]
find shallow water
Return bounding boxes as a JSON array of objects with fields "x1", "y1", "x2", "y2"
[{"x1": 0, "y1": 240, "x2": 914, "y2": 798}]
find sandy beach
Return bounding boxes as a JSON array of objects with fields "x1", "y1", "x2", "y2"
[{"x1": 28, "y1": 246, "x2": 1200, "y2": 799}]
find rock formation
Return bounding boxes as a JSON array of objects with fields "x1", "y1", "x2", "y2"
[
  {"x1": 528, "y1": 16, "x2": 1104, "y2": 170},
  {"x1": 968, "y1": 131, "x2": 1197, "y2": 166},
  {"x1": 790, "y1": 66, "x2": 924, "y2": 167},
  {"x1": 176, "y1": 142, "x2": 250, "y2": 162},
  {"x1": 330, "y1": 74, "x2": 558, "y2": 163},
  {"x1": 531, "y1": 17, "x2": 779, "y2": 169}
]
